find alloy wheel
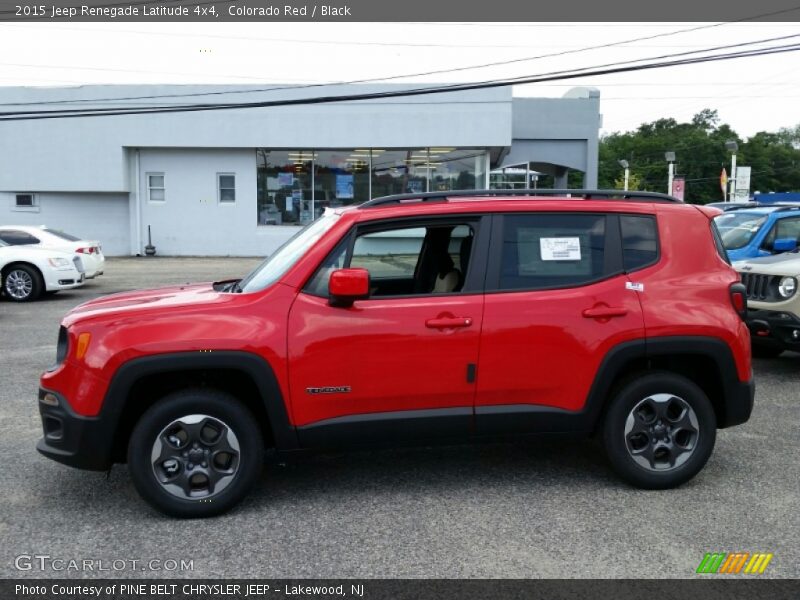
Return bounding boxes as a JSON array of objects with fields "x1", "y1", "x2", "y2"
[
  {"x1": 150, "y1": 414, "x2": 241, "y2": 499},
  {"x1": 5, "y1": 269, "x2": 34, "y2": 300},
  {"x1": 623, "y1": 393, "x2": 699, "y2": 471}
]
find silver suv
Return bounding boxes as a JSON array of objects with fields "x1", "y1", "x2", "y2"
[{"x1": 735, "y1": 253, "x2": 800, "y2": 357}]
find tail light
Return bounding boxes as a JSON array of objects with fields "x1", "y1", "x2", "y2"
[
  {"x1": 76, "y1": 247, "x2": 95, "y2": 254},
  {"x1": 730, "y1": 282, "x2": 747, "y2": 320}
]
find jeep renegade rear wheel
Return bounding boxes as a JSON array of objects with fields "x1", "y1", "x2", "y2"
[
  {"x1": 603, "y1": 372, "x2": 716, "y2": 489},
  {"x1": 128, "y1": 389, "x2": 263, "y2": 518}
]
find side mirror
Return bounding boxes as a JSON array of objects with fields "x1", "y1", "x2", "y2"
[
  {"x1": 329, "y1": 268, "x2": 370, "y2": 308},
  {"x1": 773, "y1": 238, "x2": 797, "y2": 253}
]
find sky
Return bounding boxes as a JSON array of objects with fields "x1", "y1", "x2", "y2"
[{"x1": 0, "y1": 21, "x2": 799, "y2": 138}]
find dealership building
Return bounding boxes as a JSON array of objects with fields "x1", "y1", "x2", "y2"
[{"x1": 0, "y1": 84, "x2": 601, "y2": 256}]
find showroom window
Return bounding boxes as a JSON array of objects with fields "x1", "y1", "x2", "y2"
[
  {"x1": 147, "y1": 173, "x2": 165, "y2": 202},
  {"x1": 218, "y1": 173, "x2": 236, "y2": 203},
  {"x1": 370, "y1": 149, "x2": 429, "y2": 197},
  {"x1": 256, "y1": 148, "x2": 488, "y2": 226},
  {"x1": 257, "y1": 150, "x2": 313, "y2": 225},
  {"x1": 496, "y1": 214, "x2": 608, "y2": 291}
]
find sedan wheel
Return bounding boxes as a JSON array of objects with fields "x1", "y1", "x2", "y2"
[{"x1": 3, "y1": 265, "x2": 43, "y2": 302}]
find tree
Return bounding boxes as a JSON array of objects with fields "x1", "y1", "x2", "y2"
[
  {"x1": 598, "y1": 109, "x2": 800, "y2": 203},
  {"x1": 614, "y1": 171, "x2": 642, "y2": 191}
]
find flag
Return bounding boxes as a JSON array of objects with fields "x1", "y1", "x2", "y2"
[{"x1": 720, "y1": 168, "x2": 728, "y2": 193}]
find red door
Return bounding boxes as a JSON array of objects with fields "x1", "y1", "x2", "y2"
[
  {"x1": 476, "y1": 275, "x2": 644, "y2": 411},
  {"x1": 474, "y1": 211, "x2": 646, "y2": 433},
  {"x1": 287, "y1": 292, "x2": 483, "y2": 435}
]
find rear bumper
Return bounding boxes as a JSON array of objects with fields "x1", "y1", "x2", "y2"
[
  {"x1": 746, "y1": 309, "x2": 800, "y2": 351},
  {"x1": 36, "y1": 388, "x2": 113, "y2": 471}
]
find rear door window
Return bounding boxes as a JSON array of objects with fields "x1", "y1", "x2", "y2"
[
  {"x1": 494, "y1": 213, "x2": 611, "y2": 291},
  {"x1": 0, "y1": 230, "x2": 40, "y2": 245}
]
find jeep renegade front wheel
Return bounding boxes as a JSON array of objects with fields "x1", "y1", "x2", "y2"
[
  {"x1": 128, "y1": 389, "x2": 264, "y2": 518},
  {"x1": 602, "y1": 372, "x2": 716, "y2": 489}
]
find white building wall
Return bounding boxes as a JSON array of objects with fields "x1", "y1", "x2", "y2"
[
  {"x1": 137, "y1": 148, "x2": 298, "y2": 256},
  {"x1": 0, "y1": 192, "x2": 130, "y2": 255},
  {"x1": 0, "y1": 84, "x2": 512, "y2": 193}
]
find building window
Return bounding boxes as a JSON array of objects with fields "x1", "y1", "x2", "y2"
[
  {"x1": 218, "y1": 173, "x2": 236, "y2": 203},
  {"x1": 256, "y1": 148, "x2": 489, "y2": 226},
  {"x1": 11, "y1": 193, "x2": 39, "y2": 212},
  {"x1": 147, "y1": 173, "x2": 165, "y2": 202},
  {"x1": 370, "y1": 149, "x2": 428, "y2": 198},
  {"x1": 15, "y1": 193, "x2": 35, "y2": 207},
  {"x1": 257, "y1": 150, "x2": 314, "y2": 226}
]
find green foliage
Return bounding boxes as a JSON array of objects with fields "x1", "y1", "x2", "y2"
[
  {"x1": 614, "y1": 171, "x2": 642, "y2": 191},
  {"x1": 598, "y1": 109, "x2": 800, "y2": 203}
]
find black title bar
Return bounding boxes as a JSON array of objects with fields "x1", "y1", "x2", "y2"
[{"x1": 2, "y1": 0, "x2": 800, "y2": 22}]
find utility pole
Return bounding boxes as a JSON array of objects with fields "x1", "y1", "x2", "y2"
[
  {"x1": 665, "y1": 151, "x2": 676, "y2": 195},
  {"x1": 726, "y1": 140, "x2": 738, "y2": 202},
  {"x1": 618, "y1": 159, "x2": 630, "y2": 191}
]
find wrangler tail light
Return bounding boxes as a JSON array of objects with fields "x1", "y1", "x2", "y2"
[{"x1": 730, "y1": 283, "x2": 747, "y2": 320}]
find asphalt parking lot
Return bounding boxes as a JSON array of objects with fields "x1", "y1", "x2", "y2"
[{"x1": 1, "y1": 257, "x2": 797, "y2": 579}]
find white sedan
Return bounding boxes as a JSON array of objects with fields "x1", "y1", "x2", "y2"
[
  {"x1": 0, "y1": 240, "x2": 85, "y2": 301},
  {"x1": 0, "y1": 225, "x2": 105, "y2": 278}
]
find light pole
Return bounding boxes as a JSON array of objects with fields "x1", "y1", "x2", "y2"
[
  {"x1": 725, "y1": 140, "x2": 738, "y2": 202},
  {"x1": 618, "y1": 159, "x2": 630, "y2": 191},
  {"x1": 665, "y1": 151, "x2": 675, "y2": 195}
]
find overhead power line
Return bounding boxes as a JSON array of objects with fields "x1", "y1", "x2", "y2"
[
  {"x1": 2, "y1": 41, "x2": 799, "y2": 121},
  {"x1": 1, "y1": 7, "x2": 797, "y2": 108},
  {"x1": 3, "y1": 32, "x2": 799, "y2": 116}
]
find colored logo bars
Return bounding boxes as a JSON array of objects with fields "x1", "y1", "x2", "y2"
[{"x1": 696, "y1": 552, "x2": 773, "y2": 574}]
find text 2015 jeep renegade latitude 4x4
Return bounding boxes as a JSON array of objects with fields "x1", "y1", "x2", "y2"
[{"x1": 37, "y1": 190, "x2": 754, "y2": 517}]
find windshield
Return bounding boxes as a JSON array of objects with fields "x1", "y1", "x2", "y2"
[
  {"x1": 714, "y1": 213, "x2": 768, "y2": 250},
  {"x1": 239, "y1": 212, "x2": 340, "y2": 293},
  {"x1": 42, "y1": 228, "x2": 82, "y2": 242}
]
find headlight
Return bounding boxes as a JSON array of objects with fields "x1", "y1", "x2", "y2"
[
  {"x1": 47, "y1": 257, "x2": 72, "y2": 270},
  {"x1": 778, "y1": 276, "x2": 797, "y2": 298}
]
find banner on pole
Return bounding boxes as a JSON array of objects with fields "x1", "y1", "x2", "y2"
[{"x1": 671, "y1": 177, "x2": 685, "y2": 201}]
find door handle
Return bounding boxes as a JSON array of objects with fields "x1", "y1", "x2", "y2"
[
  {"x1": 582, "y1": 306, "x2": 628, "y2": 319},
  {"x1": 425, "y1": 317, "x2": 473, "y2": 329}
]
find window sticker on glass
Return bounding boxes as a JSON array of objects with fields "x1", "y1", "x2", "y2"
[{"x1": 540, "y1": 237, "x2": 582, "y2": 261}]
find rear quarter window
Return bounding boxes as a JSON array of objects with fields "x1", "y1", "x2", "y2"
[{"x1": 620, "y1": 215, "x2": 659, "y2": 271}]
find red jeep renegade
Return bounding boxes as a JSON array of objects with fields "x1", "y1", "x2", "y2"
[{"x1": 37, "y1": 190, "x2": 754, "y2": 517}]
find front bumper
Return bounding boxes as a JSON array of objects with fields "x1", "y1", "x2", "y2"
[
  {"x1": 44, "y1": 270, "x2": 85, "y2": 291},
  {"x1": 36, "y1": 388, "x2": 114, "y2": 471},
  {"x1": 746, "y1": 308, "x2": 800, "y2": 351}
]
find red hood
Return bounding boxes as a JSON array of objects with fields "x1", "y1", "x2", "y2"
[{"x1": 63, "y1": 282, "x2": 228, "y2": 326}]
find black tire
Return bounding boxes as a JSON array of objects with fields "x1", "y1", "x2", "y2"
[
  {"x1": 602, "y1": 372, "x2": 716, "y2": 490},
  {"x1": 128, "y1": 388, "x2": 264, "y2": 518},
  {"x1": 752, "y1": 345, "x2": 783, "y2": 358},
  {"x1": 3, "y1": 264, "x2": 44, "y2": 302}
]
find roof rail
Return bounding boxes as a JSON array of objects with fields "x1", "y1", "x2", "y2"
[{"x1": 359, "y1": 188, "x2": 681, "y2": 209}]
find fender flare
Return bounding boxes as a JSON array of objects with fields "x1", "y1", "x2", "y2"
[{"x1": 102, "y1": 351, "x2": 297, "y2": 451}]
